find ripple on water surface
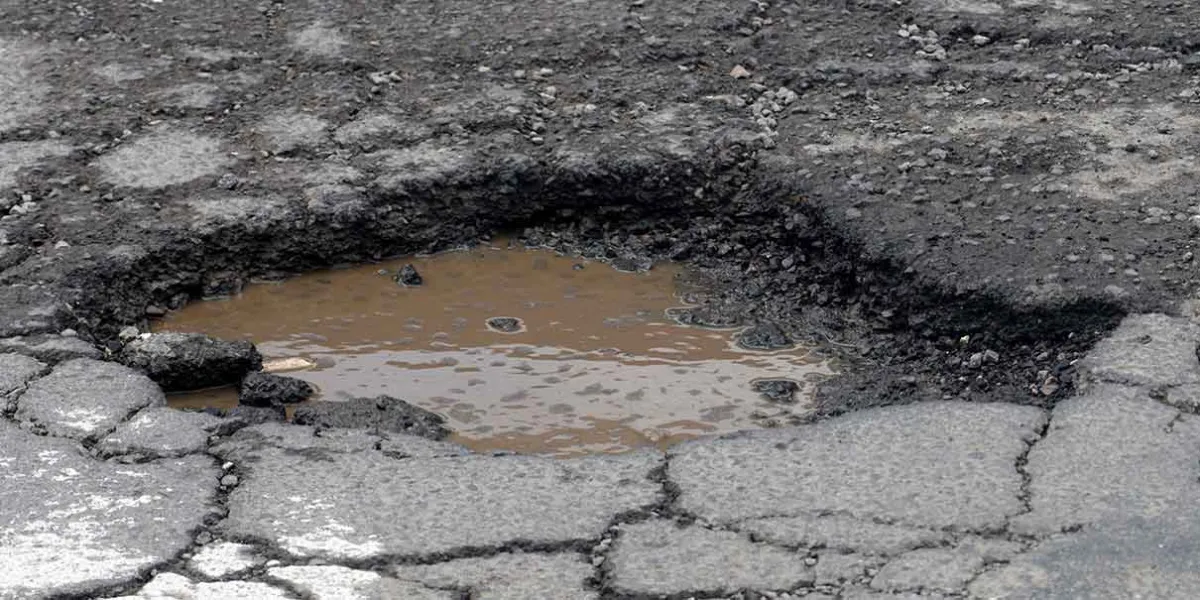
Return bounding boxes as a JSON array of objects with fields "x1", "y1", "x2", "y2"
[{"x1": 156, "y1": 241, "x2": 835, "y2": 457}]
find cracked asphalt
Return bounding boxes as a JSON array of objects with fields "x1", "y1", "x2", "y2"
[{"x1": 3, "y1": 0, "x2": 1200, "y2": 598}]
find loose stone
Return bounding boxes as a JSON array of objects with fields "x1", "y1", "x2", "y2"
[
  {"x1": 486, "y1": 316, "x2": 524, "y2": 333},
  {"x1": 738, "y1": 322, "x2": 792, "y2": 351},
  {"x1": 395, "y1": 263, "x2": 423, "y2": 286}
]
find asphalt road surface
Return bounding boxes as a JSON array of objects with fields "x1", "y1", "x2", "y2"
[{"x1": 2, "y1": 0, "x2": 1200, "y2": 598}]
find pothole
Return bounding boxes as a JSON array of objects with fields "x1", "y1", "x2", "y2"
[{"x1": 154, "y1": 240, "x2": 835, "y2": 456}]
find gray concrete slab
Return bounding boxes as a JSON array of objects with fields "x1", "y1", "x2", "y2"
[
  {"x1": 608, "y1": 520, "x2": 814, "y2": 596},
  {"x1": 222, "y1": 449, "x2": 661, "y2": 559},
  {"x1": 96, "y1": 406, "x2": 222, "y2": 460},
  {"x1": 1078, "y1": 314, "x2": 1200, "y2": 388},
  {"x1": 0, "y1": 424, "x2": 219, "y2": 599},
  {"x1": 970, "y1": 515, "x2": 1200, "y2": 599},
  {"x1": 870, "y1": 548, "x2": 983, "y2": 594},
  {"x1": 14, "y1": 358, "x2": 165, "y2": 441},
  {"x1": 1011, "y1": 384, "x2": 1200, "y2": 536},
  {"x1": 392, "y1": 552, "x2": 598, "y2": 600},
  {"x1": 671, "y1": 402, "x2": 1046, "y2": 530}
]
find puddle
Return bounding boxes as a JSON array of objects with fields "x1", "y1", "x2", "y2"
[{"x1": 154, "y1": 241, "x2": 835, "y2": 456}]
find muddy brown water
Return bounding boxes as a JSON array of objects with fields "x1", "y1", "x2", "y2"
[{"x1": 156, "y1": 241, "x2": 835, "y2": 457}]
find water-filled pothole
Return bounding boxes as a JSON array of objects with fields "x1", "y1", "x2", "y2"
[{"x1": 156, "y1": 241, "x2": 835, "y2": 456}]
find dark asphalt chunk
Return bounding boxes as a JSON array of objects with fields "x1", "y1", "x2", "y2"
[
  {"x1": 239, "y1": 372, "x2": 315, "y2": 406},
  {"x1": 120, "y1": 333, "x2": 262, "y2": 392},
  {"x1": 291, "y1": 395, "x2": 450, "y2": 440}
]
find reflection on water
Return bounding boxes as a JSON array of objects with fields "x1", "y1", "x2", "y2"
[{"x1": 155, "y1": 240, "x2": 834, "y2": 456}]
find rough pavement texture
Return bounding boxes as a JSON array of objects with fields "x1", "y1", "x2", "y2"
[
  {"x1": 0, "y1": 423, "x2": 219, "y2": 599},
  {"x1": 608, "y1": 520, "x2": 813, "y2": 596},
  {"x1": 13, "y1": 358, "x2": 164, "y2": 441},
  {"x1": 671, "y1": 401, "x2": 1046, "y2": 530},
  {"x1": 971, "y1": 515, "x2": 1200, "y2": 599},
  {"x1": 221, "y1": 442, "x2": 661, "y2": 559}
]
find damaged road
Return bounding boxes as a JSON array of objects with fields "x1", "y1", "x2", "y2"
[
  {"x1": 6, "y1": 324, "x2": 1200, "y2": 599},
  {"x1": 3, "y1": 0, "x2": 1200, "y2": 597}
]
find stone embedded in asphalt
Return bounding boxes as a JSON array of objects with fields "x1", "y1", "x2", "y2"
[
  {"x1": 869, "y1": 547, "x2": 984, "y2": 593},
  {"x1": 95, "y1": 406, "x2": 222, "y2": 460},
  {"x1": 14, "y1": 358, "x2": 165, "y2": 441},
  {"x1": 608, "y1": 519, "x2": 814, "y2": 596},
  {"x1": 189, "y1": 541, "x2": 263, "y2": 579},
  {"x1": 238, "y1": 372, "x2": 315, "y2": 406},
  {"x1": 392, "y1": 552, "x2": 597, "y2": 600},
  {"x1": 751, "y1": 378, "x2": 800, "y2": 403},
  {"x1": 737, "y1": 321, "x2": 792, "y2": 350},
  {"x1": 1078, "y1": 313, "x2": 1200, "y2": 388},
  {"x1": 486, "y1": 316, "x2": 524, "y2": 333},
  {"x1": 1011, "y1": 383, "x2": 1200, "y2": 535},
  {"x1": 0, "y1": 352, "x2": 45, "y2": 413},
  {"x1": 221, "y1": 448, "x2": 661, "y2": 559},
  {"x1": 394, "y1": 263, "x2": 423, "y2": 286},
  {"x1": 735, "y1": 513, "x2": 951, "y2": 556},
  {"x1": 271, "y1": 565, "x2": 452, "y2": 600},
  {"x1": 0, "y1": 334, "x2": 102, "y2": 363},
  {"x1": 291, "y1": 395, "x2": 450, "y2": 440},
  {"x1": 671, "y1": 401, "x2": 1047, "y2": 530},
  {"x1": 0, "y1": 424, "x2": 219, "y2": 598},
  {"x1": 111, "y1": 573, "x2": 290, "y2": 600},
  {"x1": 119, "y1": 332, "x2": 262, "y2": 392}
]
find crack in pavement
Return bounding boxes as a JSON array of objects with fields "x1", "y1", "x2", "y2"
[{"x1": 1010, "y1": 407, "x2": 1053, "y2": 530}]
